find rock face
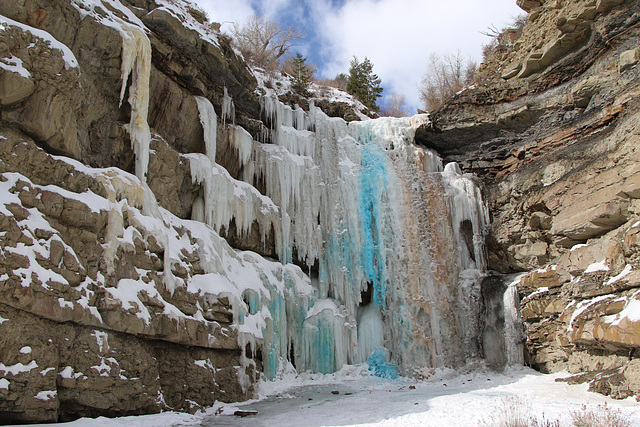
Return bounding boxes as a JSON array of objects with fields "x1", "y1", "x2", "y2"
[
  {"x1": 416, "y1": 0, "x2": 640, "y2": 400},
  {"x1": 0, "y1": 0, "x2": 268, "y2": 422},
  {"x1": 0, "y1": 0, "x2": 379, "y2": 422},
  {"x1": 2, "y1": 0, "x2": 640, "y2": 422}
]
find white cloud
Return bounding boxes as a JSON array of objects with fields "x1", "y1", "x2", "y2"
[
  {"x1": 315, "y1": 0, "x2": 524, "y2": 112},
  {"x1": 196, "y1": 0, "x2": 255, "y2": 31},
  {"x1": 193, "y1": 0, "x2": 525, "y2": 112}
]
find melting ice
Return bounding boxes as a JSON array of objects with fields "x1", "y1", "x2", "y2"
[{"x1": 188, "y1": 93, "x2": 493, "y2": 380}]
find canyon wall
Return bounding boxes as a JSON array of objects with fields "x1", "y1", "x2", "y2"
[
  {"x1": 2, "y1": 0, "x2": 640, "y2": 423},
  {"x1": 0, "y1": 0, "x2": 484, "y2": 423},
  {"x1": 417, "y1": 0, "x2": 640, "y2": 400}
]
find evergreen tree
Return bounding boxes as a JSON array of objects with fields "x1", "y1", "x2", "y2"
[
  {"x1": 346, "y1": 56, "x2": 383, "y2": 111},
  {"x1": 289, "y1": 52, "x2": 312, "y2": 94}
]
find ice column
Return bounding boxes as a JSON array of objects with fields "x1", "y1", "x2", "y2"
[
  {"x1": 195, "y1": 96, "x2": 218, "y2": 162},
  {"x1": 119, "y1": 22, "x2": 152, "y2": 182},
  {"x1": 189, "y1": 96, "x2": 279, "y2": 241},
  {"x1": 504, "y1": 276, "x2": 525, "y2": 365}
]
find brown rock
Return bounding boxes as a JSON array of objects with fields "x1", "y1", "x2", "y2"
[{"x1": 0, "y1": 66, "x2": 36, "y2": 105}]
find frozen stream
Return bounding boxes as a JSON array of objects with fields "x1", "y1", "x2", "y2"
[
  {"x1": 202, "y1": 366, "x2": 640, "y2": 426},
  {"x1": 12, "y1": 366, "x2": 640, "y2": 426}
]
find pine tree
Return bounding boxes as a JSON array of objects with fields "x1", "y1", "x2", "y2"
[
  {"x1": 346, "y1": 56, "x2": 383, "y2": 111},
  {"x1": 289, "y1": 52, "x2": 312, "y2": 95}
]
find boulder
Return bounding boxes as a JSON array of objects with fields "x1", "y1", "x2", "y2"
[
  {"x1": 620, "y1": 48, "x2": 639, "y2": 72},
  {"x1": 517, "y1": 0, "x2": 543, "y2": 12}
]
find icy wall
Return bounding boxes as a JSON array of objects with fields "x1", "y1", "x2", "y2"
[{"x1": 188, "y1": 92, "x2": 491, "y2": 379}]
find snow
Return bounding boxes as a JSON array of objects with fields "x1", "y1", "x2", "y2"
[
  {"x1": 568, "y1": 294, "x2": 613, "y2": 332},
  {"x1": 92, "y1": 330, "x2": 110, "y2": 354},
  {"x1": 19, "y1": 346, "x2": 32, "y2": 355},
  {"x1": 153, "y1": 0, "x2": 220, "y2": 47},
  {"x1": 40, "y1": 367, "x2": 55, "y2": 376},
  {"x1": 605, "y1": 289, "x2": 640, "y2": 325},
  {"x1": 570, "y1": 243, "x2": 589, "y2": 251},
  {"x1": 0, "y1": 54, "x2": 31, "y2": 78},
  {"x1": 0, "y1": 172, "x2": 87, "y2": 289},
  {"x1": 34, "y1": 390, "x2": 57, "y2": 401},
  {"x1": 0, "y1": 360, "x2": 38, "y2": 375},
  {"x1": 306, "y1": 299, "x2": 342, "y2": 319},
  {"x1": 0, "y1": 315, "x2": 9, "y2": 324},
  {"x1": 0, "y1": 15, "x2": 78, "y2": 69},
  {"x1": 0, "y1": 378, "x2": 9, "y2": 390},
  {"x1": 59, "y1": 366, "x2": 82, "y2": 380},
  {"x1": 585, "y1": 260, "x2": 609, "y2": 273},
  {"x1": 13, "y1": 367, "x2": 640, "y2": 427},
  {"x1": 605, "y1": 264, "x2": 632, "y2": 286}
]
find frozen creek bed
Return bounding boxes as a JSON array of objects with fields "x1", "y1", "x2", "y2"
[{"x1": 15, "y1": 366, "x2": 639, "y2": 426}]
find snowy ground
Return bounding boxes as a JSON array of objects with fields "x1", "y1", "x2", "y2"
[{"x1": 12, "y1": 365, "x2": 640, "y2": 427}]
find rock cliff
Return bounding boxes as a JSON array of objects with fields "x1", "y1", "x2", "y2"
[
  {"x1": 2, "y1": 0, "x2": 640, "y2": 423},
  {"x1": 0, "y1": 0, "x2": 429, "y2": 423},
  {"x1": 417, "y1": 0, "x2": 640, "y2": 400},
  {"x1": 0, "y1": 0, "x2": 304, "y2": 422}
]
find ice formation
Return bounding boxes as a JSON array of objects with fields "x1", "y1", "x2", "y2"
[
  {"x1": 118, "y1": 23, "x2": 152, "y2": 182},
  {"x1": 72, "y1": 0, "x2": 152, "y2": 182},
  {"x1": 188, "y1": 92, "x2": 495, "y2": 378},
  {"x1": 504, "y1": 275, "x2": 525, "y2": 366},
  {"x1": 90, "y1": 13, "x2": 501, "y2": 378}
]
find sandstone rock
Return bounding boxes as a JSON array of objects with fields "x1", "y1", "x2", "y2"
[
  {"x1": 552, "y1": 199, "x2": 630, "y2": 245},
  {"x1": 0, "y1": 66, "x2": 35, "y2": 105},
  {"x1": 147, "y1": 135, "x2": 198, "y2": 219},
  {"x1": 620, "y1": 48, "x2": 639, "y2": 72},
  {"x1": 501, "y1": 63, "x2": 522, "y2": 80},
  {"x1": 571, "y1": 74, "x2": 609, "y2": 107},
  {"x1": 595, "y1": 0, "x2": 626, "y2": 13},
  {"x1": 517, "y1": 0, "x2": 543, "y2": 12}
]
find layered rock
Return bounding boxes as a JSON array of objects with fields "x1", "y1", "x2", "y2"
[
  {"x1": 0, "y1": 0, "x2": 419, "y2": 423},
  {"x1": 417, "y1": 0, "x2": 640, "y2": 399},
  {"x1": 0, "y1": 0, "x2": 272, "y2": 422}
]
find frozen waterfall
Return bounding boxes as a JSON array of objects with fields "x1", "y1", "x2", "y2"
[{"x1": 188, "y1": 93, "x2": 513, "y2": 380}]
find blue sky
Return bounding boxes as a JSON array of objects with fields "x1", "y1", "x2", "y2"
[{"x1": 195, "y1": 0, "x2": 524, "y2": 113}]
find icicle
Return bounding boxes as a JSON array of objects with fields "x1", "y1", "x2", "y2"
[
  {"x1": 441, "y1": 162, "x2": 490, "y2": 271},
  {"x1": 222, "y1": 86, "x2": 235, "y2": 126},
  {"x1": 195, "y1": 96, "x2": 217, "y2": 163},
  {"x1": 356, "y1": 303, "x2": 384, "y2": 363},
  {"x1": 119, "y1": 22, "x2": 152, "y2": 182},
  {"x1": 229, "y1": 126, "x2": 254, "y2": 166},
  {"x1": 504, "y1": 275, "x2": 525, "y2": 366},
  {"x1": 234, "y1": 101, "x2": 493, "y2": 378}
]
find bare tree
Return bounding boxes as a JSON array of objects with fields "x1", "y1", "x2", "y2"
[
  {"x1": 418, "y1": 51, "x2": 476, "y2": 112},
  {"x1": 380, "y1": 93, "x2": 409, "y2": 117},
  {"x1": 481, "y1": 14, "x2": 527, "y2": 62},
  {"x1": 232, "y1": 15, "x2": 304, "y2": 71}
]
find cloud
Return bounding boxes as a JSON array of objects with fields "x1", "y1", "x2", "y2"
[
  {"x1": 194, "y1": 0, "x2": 524, "y2": 112},
  {"x1": 196, "y1": 0, "x2": 255, "y2": 31},
  {"x1": 314, "y1": 0, "x2": 524, "y2": 112}
]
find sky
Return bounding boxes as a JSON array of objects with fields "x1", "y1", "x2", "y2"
[{"x1": 194, "y1": 0, "x2": 525, "y2": 113}]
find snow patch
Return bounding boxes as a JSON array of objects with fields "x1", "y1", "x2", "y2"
[
  {"x1": 570, "y1": 243, "x2": 589, "y2": 251},
  {"x1": 585, "y1": 260, "x2": 609, "y2": 273},
  {"x1": 0, "y1": 360, "x2": 38, "y2": 375},
  {"x1": 605, "y1": 265, "x2": 632, "y2": 286},
  {"x1": 0, "y1": 15, "x2": 78, "y2": 69},
  {"x1": 40, "y1": 367, "x2": 55, "y2": 376},
  {"x1": 0, "y1": 54, "x2": 31, "y2": 78},
  {"x1": 34, "y1": 390, "x2": 57, "y2": 401}
]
